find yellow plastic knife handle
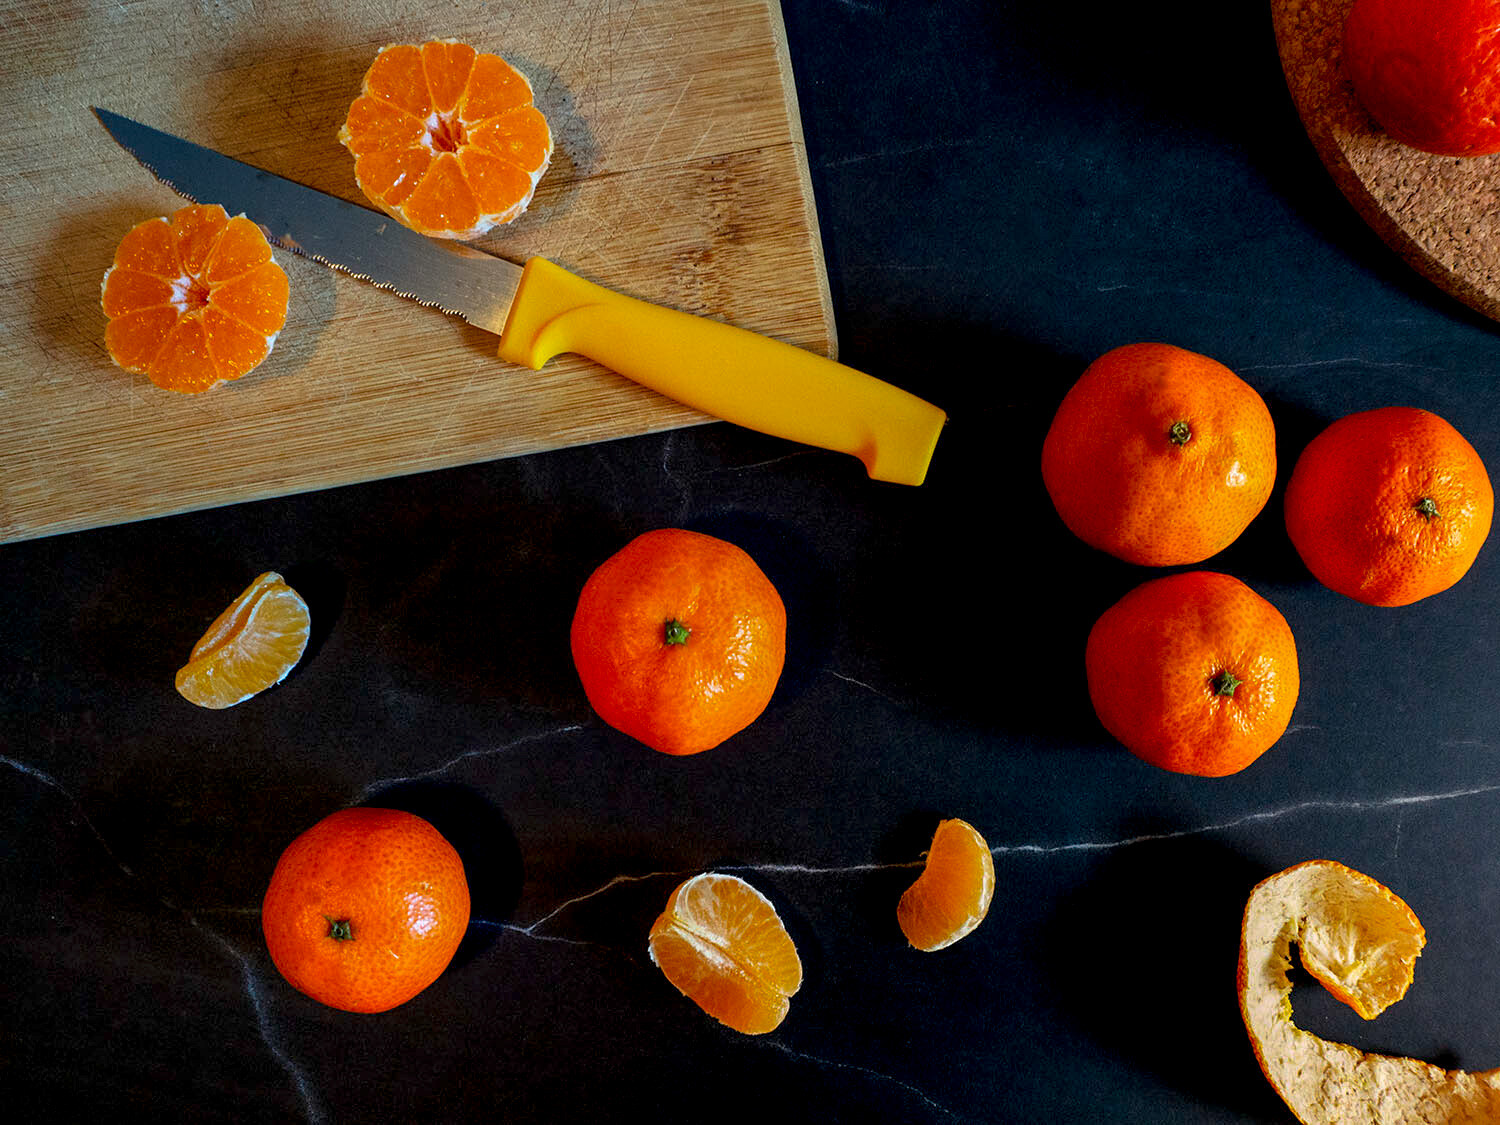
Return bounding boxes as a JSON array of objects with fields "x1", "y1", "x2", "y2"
[{"x1": 496, "y1": 257, "x2": 946, "y2": 485}]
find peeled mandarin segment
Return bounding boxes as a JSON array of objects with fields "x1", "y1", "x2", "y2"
[
  {"x1": 170, "y1": 204, "x2": 231, "y2": 277},
  {"x1": 647, "y1": 929, "x2": 791, "y2": 1035},
  {"x1": 460, "y1": 54, "x2": 534, "y2": 120},
  {"x1": 149, "y1": 316, "x2": 220, "y2": 393},
  {"x1": 175, "y1": 572, "x2": 311, "y2": 709},
  {"x1": 104, "y1": 306, "x2": 180, "y2": 373},
  {"x1": 203, "y1": 215, "x2": 273, "y2": 283},
  {"x1": 110, "y1": 217, "x2": 180, "y2": 276},
  {"x1": 897, "y1": 818, "x2": 995, "y2": 952},
  {"x1": 421, "y1": 39, "x2": 478, "y2": 113},
  {"x1": 353, "y1": 148, "x2": 433, "y2": 207},
  {"x1": 667, "y1": 872, "x2": 804, "y2": 992},
  {"x1": 202, "y1": 307, "x2": 272, "y2": 381},
  {"x1": 210, "y1": 262, "x2": 291, "y2": 336},
  {"x1": 466, "y1": 107, "x2": 552, "y2": 169},
  {"x1": 399, "y1": 152, "x2": 481, "y2": 237},
  {"x1": 340, "y1": 94, "x2": 427, "y2": 155},
  {"x1": 101, "y1": 268, "x2": 177, "y2": 318},
  {"x1": 1239, "y1": 860, "x2": 1500, "y2": 1124},
  {"x1": 456, "y1": 150, "x2": 535, "y2": 219},
  {"x1": 364, "y1": 43, "x2": 431, "y2": 117},
  {"x1": 647, "y1": 873, "x2": 802, "y2": 1035},
  {"x1": 189, "y1": 574, "x2": 274, "y2": 661}
]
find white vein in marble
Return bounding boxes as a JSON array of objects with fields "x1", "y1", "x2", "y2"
[{"x1": 9, "y1": 749, "x2": 1500, "y2": 1125}]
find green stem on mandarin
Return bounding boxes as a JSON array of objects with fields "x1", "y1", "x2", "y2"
[
  {"x1": 1212, "y1": 670, "x2": 1242, "y2": 697},
  {"x1": 1415, "y1": 496, "x2": 1440, "y2": 520},
  {"x1": 326, "y1": 917, "x2": 354, "y2": 941},
  {"x1": 1169, "y1": 420, "x2": 1192, "y2": 445},
  {"x1": 664, "y1": 619, "x2": 691, "y2": 646}
]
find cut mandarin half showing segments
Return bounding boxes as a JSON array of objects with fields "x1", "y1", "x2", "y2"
[
  {"x1": 102, "y1": 204, "x2": 289, "y2": 392},
  {"x1": 339, "y1": 39, "x2": 553, "y2": 239},
  {"x1": 896, "y1": 818, "x2": 995, "y2": 951},
  {"x1": 1239, "y1": 859, "x2": 1500, "y2": 1123},
  {"x1": 648, "y1": 872, "x2": 803, "y2": 1035},
  {"x1": 175, "y1": 571, "x2": 310, "y2": 709}
]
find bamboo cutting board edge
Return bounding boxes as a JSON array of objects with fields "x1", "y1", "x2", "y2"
[{"x1": 0, "y1": 0, "x2": 837, "y2": 544}]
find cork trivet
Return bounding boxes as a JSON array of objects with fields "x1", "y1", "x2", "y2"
[{"x1": 1272, "y1": 0, "x2": 1500, "y2": 322}]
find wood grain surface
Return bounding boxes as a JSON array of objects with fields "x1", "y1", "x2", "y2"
[
  {"x1": 0, "y1": 0, "x2": 833, "y2": 543},
  {"x1": 1272, "y1": 0, "x2": 1500, "y2": 325}
]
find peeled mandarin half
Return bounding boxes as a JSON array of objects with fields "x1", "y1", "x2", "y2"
[
  {"x1": 896, "y1": 818, "x2": 995, "y2": 951},
  {"x1": 102, "y1": 204, "x2": 289, "y2": 392},
  {"x1": 1238, "y1": 860, "x2": 1500, "y2": 1123},
  {"x1": 175, "y1": 572, "x2": 310, "y2": 709},
  {"x1": 338, "y1": 39, "x2": 553, "y2": 239},
  {"x1": 647, "y1": 872, "x2": 802, "y2": 1035}
]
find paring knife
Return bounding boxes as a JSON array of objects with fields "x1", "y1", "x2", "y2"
[{"x1": 93, "y1": 108, "x2": 946, "y2": 486}]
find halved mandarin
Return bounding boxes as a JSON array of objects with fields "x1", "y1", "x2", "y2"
[
  {"x1": 102, "y1": 204, "x2": 289, "y2": 393},
  {"x1": 176, "y1": 572, "x2": 310, "y2": 709},
  {"x1": 897, "y1": 818, "x2": 995, "y2": 951},
  {"x1": 648, "y1": 872, "x2": 802, "y2": 1035},
  {"x1": 338, "y1": 39, "x2": 553, "y2": 239}
]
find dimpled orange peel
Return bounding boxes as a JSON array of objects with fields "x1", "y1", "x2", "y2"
[
  {"x1": 1238, "y1": 860, "x2": 1500, "y2": 1123},
  {"x1": 1041, "y1": 342, "x2": 1276, "y2": 566},
  {"x1": 338, "y1": 39, "x2": 553, "y2": 239}
]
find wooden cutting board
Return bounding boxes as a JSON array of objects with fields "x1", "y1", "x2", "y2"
[
  {"x1": 1272, "y1": 0, "x2": 1500, "y2": 324},
  {"x1": 0, "y1": 0, "x2": 834, "y2": 543}
]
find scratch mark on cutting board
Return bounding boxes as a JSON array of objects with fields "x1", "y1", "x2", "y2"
[{"x1": 638, "y1": 74, "x2": 695, "y2": 168}]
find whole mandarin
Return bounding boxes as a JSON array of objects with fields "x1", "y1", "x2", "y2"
[{"x1": 1042, "y1": 343, "x2": 1276, "y2": 566}]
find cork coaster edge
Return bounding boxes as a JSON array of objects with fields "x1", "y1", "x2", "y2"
[{"x1": 1271, "y1": 0, "x2": 1500, "y2": 323}]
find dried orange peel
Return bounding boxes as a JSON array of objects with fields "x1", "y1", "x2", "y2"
[{"x1": 1238, "y1": 859, "x2": 1500, "y2": 1123}]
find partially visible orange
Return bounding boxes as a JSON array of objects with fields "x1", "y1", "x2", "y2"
[
  {"x1": 339, "y1": 39, "x2": 553, "y2": 239},
  {"x1": 1284, "y1": 406, "x2": 1493, "y2": 606},
  {"x1": 261, "y1": 807, "x2": 471, "y2": 1014},
  {"x1": 1085, "y1": 571, "x2": 1300, "y2": 777},
  {"x1": 647, "y1": 872, "x2": 802, "y2": 1035},
  {"x1": 896, "y1": 818, "x2": 995, "y2": 952},
  {"x1": 102, "y1": 204, "x2": 289, "y2": 392},
  {"x1": 1238, "y1": 859, "x2": 1500, "y2": 1123},
  {"x1": 1041, "y1": 343, "x2": 1276, "y2": 567},
  {"x1": 569, "y1": 529, "x2": 787, "y2": 756},
  {"x1": 175, "y1": 571, "x2": 310, "y2": 709},
  {"x1": 1343, "y1": 0, "x2": 1500, "y2": 157}
]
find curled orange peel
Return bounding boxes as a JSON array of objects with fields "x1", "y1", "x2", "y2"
[{"x1": 1238, "y1": 859, "x2": 1500, "y2": 1123}]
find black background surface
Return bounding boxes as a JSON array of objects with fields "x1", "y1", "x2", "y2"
[{"x1": 6, "y1": 2, "x2": 1500, "y2": 1122}]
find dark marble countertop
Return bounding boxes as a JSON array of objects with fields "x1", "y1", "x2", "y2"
[{"x1": 7, "y1": 2, "x2": 1500, "y2": 1122}]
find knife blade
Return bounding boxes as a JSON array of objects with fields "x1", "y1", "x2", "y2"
[{"x1": 93, "y1": 107, "x2": 946, "y2": 486}]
